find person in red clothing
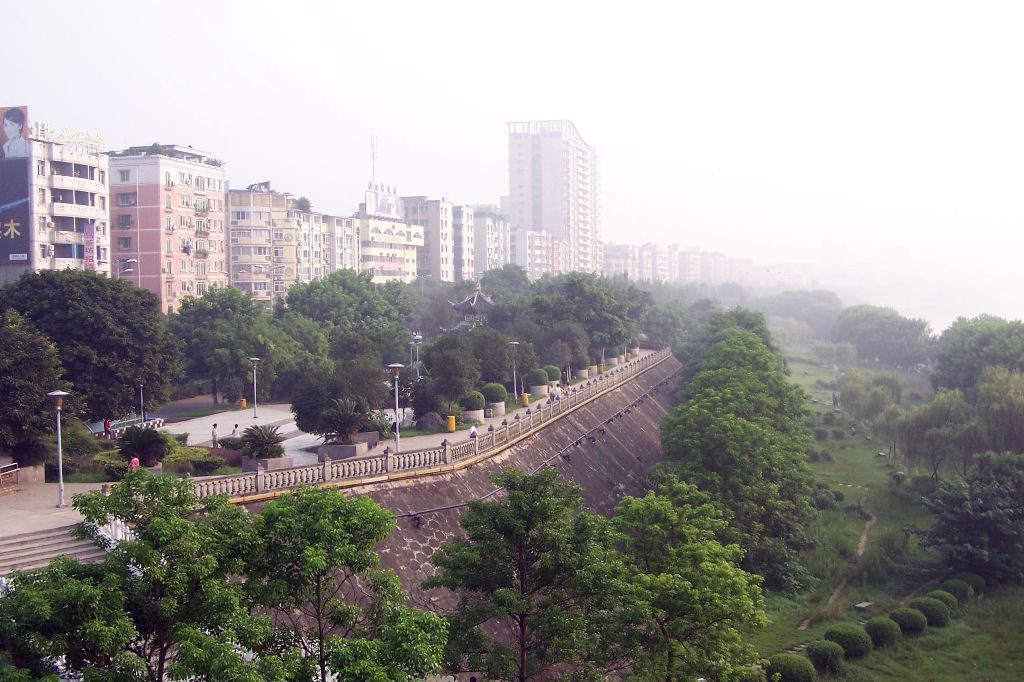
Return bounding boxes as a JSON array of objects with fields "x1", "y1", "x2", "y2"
[{"x1": 129, "y1": 456, "x2": 141, "y2": 468}]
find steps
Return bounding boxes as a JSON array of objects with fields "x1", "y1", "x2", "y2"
[{"x1": 0, "y1": 525, "x2": 108, "y2": 578}]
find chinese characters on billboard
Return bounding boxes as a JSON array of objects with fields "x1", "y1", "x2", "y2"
[
  {"x1": 0, "y1": 106, "x2": 30, "y2": 266},
  {"x1": 365, "y1": 184, "x2": 404, "y2": 221}
]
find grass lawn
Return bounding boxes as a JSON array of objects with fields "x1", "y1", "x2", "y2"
[{"x1": 162, "y1": 403, "x2": 242, "y2": 423}]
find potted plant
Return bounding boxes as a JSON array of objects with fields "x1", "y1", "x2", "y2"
[
  {"x1": 240, "y1": 425, "x2": 290, "y2": 471},
  {"x1": 459, "y1": 390, "x2": 486, "y2": 424},
  {"x1": 317, "y1": 397, "x2": 371, "y2": 461}
]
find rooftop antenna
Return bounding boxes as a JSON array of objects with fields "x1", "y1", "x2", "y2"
[{"x1": 370, "y1": 134, "x2": 378, "y2": 186}]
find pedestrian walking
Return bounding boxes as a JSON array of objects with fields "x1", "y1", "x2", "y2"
[
  {"x1": 129, "y1": 456, "x2": 140, "y2": 468},
  {"x1": 211, "y1": 423, "x2": 219, "y2": 448},
  {"x1": 231, "y1": 424, "x2": 240, "y2": 438},
  {"x1": 469, "y1": 424, "x2": 478, "y2": 438},
  {"x1": 103, "y1": 418, "x2": 112, "y2": 439}
]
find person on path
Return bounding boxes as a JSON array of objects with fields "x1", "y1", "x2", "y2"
[
  {"x1": 129, "y1": 456, "x2": 140, "y2": 468},
  {"x1": 211, "y1": 423, "x2": 219, "y2": 448},
  {"x1": 468, "y1": 424, "x2": 478, "y2": 439},
  {"x1": 231, "y1": 424, "x2": 240, "y2": 438},
  {"x1": 103, "y1": 418, "x2": 112, "y2": 439}
]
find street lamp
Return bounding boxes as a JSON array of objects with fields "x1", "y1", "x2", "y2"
[
  {"x1": 249, "y1": 357, "x2": 260, "y2": 419},
  {"x1": 139, "y1": 384, "x2": 145, "y2": 423},
  {"x1": 116, "y1": 258, "x2": 137, "y2": 279},
  {"x1": 47, "y1": 390, "x2": 69, "y2": 508},
  {"x1": 413, "y1": 332, "x2": 422, "y2": 378},
  {"x1": 388, "y1": 363, "x2": 404, "y2": 453},
  {"x1": 509, "y1": 340, "x2": 520, "y2": 397}
]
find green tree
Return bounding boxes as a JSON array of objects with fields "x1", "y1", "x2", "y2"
[
  {"x1": 901, "y1": 389, "x2": 976, "y2": 479},
  {"x1": 751, "y1": 289, "x2": 843, "y2": 340},
  {"x1": 921, "y1": 451, "x2": 1024, "y2": 584},
  {"x1": 479, "y1": 264, "x2": 530, "y2": 300},
  {"x1": 424, "y1": 468, "x2": 643, "y2": 681},
  {"x1": 931, "y1": 315, "x2": 1024, "y2": 399},
  {"x1": 245, "y1": 487, "x2": 447, "y2": 682},
  {"x1": 832, "y1": 304, "x2": 931, "y2": 367},
  {"x1": 0, "y1": 470, "x2": 285, "y2": 681},
  {"x1": 613, "y1": 477, "x2": 766, "y2": 680},
  {"x1": 974, "y1": 365, "x2": 1024, "y2": 454},
  {"x1": 0, "y1": 310, "x2": 70, "y2": 458},
  {"x1": 429, "y1": 346, "x2": 481, "y2": 415},
  {"x1": 0, "y1": 270, "x2": 180, "y2": 420}
]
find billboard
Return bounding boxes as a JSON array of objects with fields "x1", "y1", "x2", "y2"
[
  {"x1": 0, "y1": 106, "x2": 30, "y2": 266},
  {"x1": 84, "y1": 222, "x2": 96, "y2": 270},
  {"x1": 365, "y1": 184, "x2": 404, "y2": 221}
]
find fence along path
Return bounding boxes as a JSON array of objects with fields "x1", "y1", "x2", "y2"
[{"x1": 192, "y1": 348, "x2": 673, "y2": 502}]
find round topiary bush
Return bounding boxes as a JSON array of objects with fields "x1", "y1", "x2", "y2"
[
  {"x1": 543, "y1": 364, "x2": 561, "y2": 382},
  {"x1": 806, "y1": 639, "x2": 844, "y2": 673},
  {"x1": 953, "y1": 572, "x2": 985, "y2": 596},
  {"x1": 942, "y1": 578, "x2": 974, "y2": 604},
  {"x1": 824, "y1": 622, "x2": 873, "y2": 659},
  {"x1": 764, "y1": 653, "x2": 815, "y2": 682},
  {"x1": 459, "y1": 390, "x2": 485, "y2": 411},
  {"x1": 890, "y1": 607, "x2": 928, "y2": 635},
  {"x1": 907, "y1": 597, "x2": 951, "y2": 627},
  {"x1": 731, "y1": 666, "x2": 767, "y2": 682},
  {"x1": 480, "y1": 382, "x2": 508, "y2": 404},
  {"x1": 864, "y1": 616, "x2": 902, "y2": 648},
  {"x1": 525, "y1": 368, "x2": 549, "y2": 388},
  {"x1": 926, "y1": 589, "x2": 959, "y2": 613}
]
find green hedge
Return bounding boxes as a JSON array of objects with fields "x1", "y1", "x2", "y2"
[
  {"x1": 459, "y1": 390, "x2": 486, "y2": 411},
  {"x1": 117, "y1": 427, "x2": 176, "y2": 465},
  {"x1": 525, "y1": 368, "x2": 549, "y2": 387},
  {"x1": 890, "y1": 607, "x2": 928, "y2": 635},
  {"x1": 943, "y1": 578, "x2": 974, "y2": 603},
  {"x1": 764, "y1": 653, "x2": 815, "y2": 682},
  {"x1": 864, "y1": 616, "x2": 902, "y2": 648},
  {"x1": 953, "y1": 572, "x2": 985, "y2": 595},
  {"x1": 543, "y1": 364, "x2": 561, "y2": 382},
  {"x1": 824, "y1": 622, "x2": 872, "y2": 659},
  {"x1": 907, "y1": 597, "x2": 950, "y2": 627},
  {"x1": 806, "y1": 639, "x2": 844, "y2": 673},
  {"x1": 926, "y1": 589, "x2": 959, "y2": 613},
  {"x1": 164, "y1": 447, "x2": 224, "y2": 475},
  {"x1": 480, "y1": 382, "x2": 508, "y2": 404}
]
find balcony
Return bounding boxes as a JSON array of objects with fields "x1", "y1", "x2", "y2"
[
  {"x1": 194, "y1": 248, "x2": 209, "y2": 258},
  {"x1": 194, "y1": 205, "x2": 209, "y2": 216},
  {"x1": 194, "y1": 225, "x2": 210, "y2": 235}
]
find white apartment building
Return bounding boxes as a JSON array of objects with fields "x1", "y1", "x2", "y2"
[
  {"x1": 452, "y1": 206, "x2": 475, "y2": 281},
  {"x1": 603, "y1": 243, "x2": 640, "y2": 280},
  {"x1": 507, "y1": 120, "x2": 600, "y2": 275},
  {"x1": 511, "y1": 228, "x2": 552, "y2": 281},
  {"x1": 324, "y1": 215, "x2": 359, "y2": 272},
  {"x1": 471, "y1": 205, "x2": 511, "y2": 277},
  {"x1": 0, "y1": 111, "x2": 111, "y2": 284},
  {"x1": 403, "y1": 195, "x2": 454, "y2": 282}
]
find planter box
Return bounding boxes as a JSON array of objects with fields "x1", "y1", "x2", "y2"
[
  {"x1": 630, "y1": 346, "x2": 641, "y2": 357},
  {"x1": 529, "y1": 384, "x2": 549, "y2": 397},
  {"x1": 574, "y1": 368, "x2": 589, "y2": 380},
  {"x1": 242, "y1": 455, "x2": 296, "y2": 472},
  {"x1": 617, "y1": 355, "x2": 625, "y2": 364},
  {"x1": 316, "y1": 443, "x2": 367, "y2": 462},
  {"x1": 588, "y1": 365, "x2": 599, "y2": 377},
  {"x1": 462, "y1": 409, "x2": 485, "y2": 424},
  {"x1": 352, "y1": 430, "x2": 379, "y2": 449},
  {"x1": 606, "y1": 357, "x2": 618, "y2": 367},
  {"x1": 488, "y1": 401, "x2": 506, "y2": 417}
]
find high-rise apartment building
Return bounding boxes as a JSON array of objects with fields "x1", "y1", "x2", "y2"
[
  {"x1": 510, "y1": 229, "x2": 552, "y2": 281},
  {"x1": 471, "y1": 205, "x2": 511, "y2": 277},
  {"x1": 507, "y1": 119, "x2": 600, "y2": 275},
  {"x1": 452, "y1": 206, "x2": 475, "y2": 281},
  {"x1": 357, "y1": 185, "x2": 422, "y2": 283},
  {"x1": 0, "y1": 107, "x2": 111, "y2": 284},
  {"x1": 403, "y1": 195, "x2": 454, "y2": 282},
  {"x1": 323, "y1": 214, "x2": 360, "y2": 273},
  {"x1": 227, "y1": 182, "x2": 331, "y2": 309},
  {"x1": 603, "y1": 243, "x2": 640, "y2": 280},
  {"x1": 109, "y1": 144, "x2": 228, "y2": 313}
]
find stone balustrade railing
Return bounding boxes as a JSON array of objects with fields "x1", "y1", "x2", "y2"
[{"x1": 192, "y1": 347, "x2": 673, "y2": 501}]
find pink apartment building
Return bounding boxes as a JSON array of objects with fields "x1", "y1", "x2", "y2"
[{"x1": 108, "y1": 145, "x2": 228, "y2": 313}]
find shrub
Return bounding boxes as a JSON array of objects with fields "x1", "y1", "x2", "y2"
[
  {"x1": 525, "y1": 368, "x2": 549, "y2": 388},
  {"x1": 480, "y1": 382, "x2": 508, "y2": 404},
  {"x1": 806, "y1": 639, "x2": 844, "y2": 673},
  {"x1": 814, "y1": 428, "x2": 828, "y2": 442},
  {"x1": 442, "y1": 403, "x2": 462, "y2": 421},
  {"x1": 61, "y1": 420, "x2": 104, "y2": 457},
  {"x1": 412, "y1": 377, "x2": 442, "y2": 418},
  {"x1": 216, "y1": 436, "x2": 244, "y2": 452},
  {"x1": 94, "y1": 450, "x2": 129, "y2": 481},
  {"x1": 824, "y1": 622, "x2": 872, "y2": 659},
  {"x1": 813, "y1": 491, "x2": 837, "y2": 510},
  {"x1": 366, "y1": 412, "x2": 392, "y2": 437},
  {"x1": 927, "y1": 589, "x2": 959, "y2": 613},
  {"x1": 240, "y1": 424, "x2": 285, "y2": 459},
  {"x1": 321, "y1": 398, "x2": 369, "y2": 444},
  {"x1": 459, "y1": 390, "x2": 486, "y2": 411},
  {"x1": 164, "y1": 447, "x2": 224, "y2": 475},
  {"x1": 943, "y1": 578, "x2": 976, "y2": 603},
  {"x1": 822, "y1": 412, "x2": 836, "y2": 425},
  {"x1": 172, "y1": 433, "x2": 189, "y2": 446},
  {"x1": 831, "y1": 429, "x2": 845, "y2": 440},
  {"x1": 764, "y1": 653, "x2": 815, "y2": 682},
  {"x1": 907, "y1": 597, "x2": 950, "y2": 627},
  {"x1": 864, "y1": 616, "x2": 902, "y2": 648},
  {"x1": 889, "y1": 607, "x2": 928, "y2": 634},
  {"x1": 116, "y1": 427, "x2": 176, "y2": 466},
  {"x1": 732, "y1": 666, "x2": 767, "y2": 682},
  {"x1": 543, "y1": 365, "x2": 561, "y2": 382}
]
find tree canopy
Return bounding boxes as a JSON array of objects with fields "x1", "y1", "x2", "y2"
[{"x1": 832, "y1": 304, "x2": 931, "y2": 367}]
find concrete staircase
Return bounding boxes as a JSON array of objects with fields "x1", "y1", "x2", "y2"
[{"x1": 0, "y1": 525, "x2": 108, "y2": 578}]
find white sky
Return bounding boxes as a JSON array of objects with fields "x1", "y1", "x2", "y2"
[{"x1": 7, "y1": 0, "x2": 1023, "y2": 331}]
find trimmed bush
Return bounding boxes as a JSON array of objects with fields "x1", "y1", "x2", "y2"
[
  {"x1": 543, "y1": 364, "x2": 561, "y2": 382},
  {"x1": 890, "y1": 607, "x2": 928, "y2": 635},
  {"x1": 117, "y1": 427, "x2": 176, "y2": 466},
  {"x1": 864, "y1": 616, "x2": 902, "y2": 648},
  {"x1": 927, "y1": 589, "x2": 959, "y2": 612},
  {"x1": 814, "y1": 428, "x2": 828, "y2": 442},
  {"x1": 240, "y1": 424, "x2": 285, "y2": 459},
  {"x1": 806, "y1": 639, "x2": 844, "y2": 673},
  {"x1": 824, "y1": 622, "x2": 872, "y2": 659},
  {"x1": 480, "y1": 382, "x2": 508, "y2": 404},
  {"x1": 525, "y1": 368, "x2": 549, "y2": 388},
  {"x1": 164, "y1": 447, "x2": 224, "y2": 475},
  {"x1": 943, "y1": 578, "x2": 975, "y2": 603},
  {"x1": 216, "y1": 436, "x2": 243, "y2": 452},
  {"x1": 172, "y1": 433, "x2": 190, "y2": 446},
  {"x1": 732, "y1": 666, "x2": 767, "y2": 682},
  {"x1": 459, "y1": 390, "x2": 486, "y2": 411},
  {"x1": 62, "y1": 420, "x2": 105, "y2": 457},
  {"x1": 94, "y1": 450, "x2": 130, "y2": 481},
  {"x1": 907, "y1": 597, "x2": 950, "y2": 627},
  {"x1": 764, "y1": 653, "x2": 815, "y2": 682},
  {"x1": 953, "y1": 572, "x2": 985, "y2": 595}
]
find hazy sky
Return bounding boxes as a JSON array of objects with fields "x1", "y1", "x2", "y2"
[{"x1": 7, "y1": 1, "x2": 1022, "y2": 331}]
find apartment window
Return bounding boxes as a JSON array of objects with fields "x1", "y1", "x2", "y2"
[
  {"x1": 166, "y1": 282, "x2": 174, "y2": 297},
  {"x1": 273, "y1": 247, "x2": 284, "y2": 257},
  {"x1": 165, "y1": 216, "x2": 172, "y2": 230},
  {"x1": 37, "y1": 188, "x2": 46, "y2": 205},
  {"x1": 165, "y1": 238, "x2": 172, "y2": 253},
  {"x1": 118, "y1": 214, "x2": 132, "y2": 228},
  {"x1": 195, "y1": 177, "x2": 205, "y2": 191},
  {"x1": 165, "y1": 259, "x2": 172, "y2": 274},
  {"x1": 180, "y1": 259, "x2": 188, "y2": 272},
  {"x1": 273, "y1": 229, "x2": 284, "y2": 240},
  {"x1": 118, "y1": 237, "x2": 131, "y2": 249},
  {"x1": 165, "y1": 194, "x2": 171, "y2": 209},
  {"x1": 118, "y1": 170, "x2": 131, "y2": 182},
  {"x1": 274, "y1": 280, "x2": 285, "y2": 293},
  {"x1": 195, "y1": 260, "x2": 206, "y2": 276},
  {"x1": 253, "y1": 282, "x2": 269, "y2": 292},
  {"x1": 36, "y1": 160, "x2": 45, "y2": 176},
  {"x1": 254, "y1": 246, "x2": 270, "y2": 256},
  {"x1": 99, "y1": 196, "x2": 106, "y2": 210},
  {"x1": 116, "y1": 192, "x2": 136, "y2": 206},
  {"x1": 196, "y1": 282, "x2": 207, "y2": 296},
  {"x1": 165, "y1": 172, "x2": 172, "y2": 186}
]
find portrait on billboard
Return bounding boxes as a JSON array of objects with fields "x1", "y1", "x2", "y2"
[{"x1": 1, "y1": 107, "x2": 29, "y2": 159}]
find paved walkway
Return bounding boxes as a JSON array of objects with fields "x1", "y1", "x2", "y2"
[{"x1": 0, "y1": 482, "x2": 106, "y2": 536}]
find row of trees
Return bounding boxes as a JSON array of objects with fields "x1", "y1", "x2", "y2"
[
  {"x1": 0, "y1": 466, "x2": 769, "y2": 682},
  {"x1": 659, "y1": 311, "x2": 817, "y2": 590}
]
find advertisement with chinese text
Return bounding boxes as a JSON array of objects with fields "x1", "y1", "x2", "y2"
[{"x1": 0, "y1": 106, "x2": 30, "y2": 267}]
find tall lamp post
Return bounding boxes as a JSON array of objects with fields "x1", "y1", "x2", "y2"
[
  {"x1": 249, "y1": 357, "x2": 260, "y2": 419},
  {"x1": 139, "y1": 384, "x2": 145, "y2": 423},
  {"x1": 509, "y1": 340, "x2": 520, "y2": 397},
  {"x1": 413, "y1": 332, "x2": 422, "y2": 378},
  {"x1": 47, "y1": 390, "x2": 69, "y2": 508},
  {"x1": 388, "y1": 363, "x2": 404, "y2": 453},
  {"x1": 115, "y1": 258, "x2": 137, "y2": 280}
]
